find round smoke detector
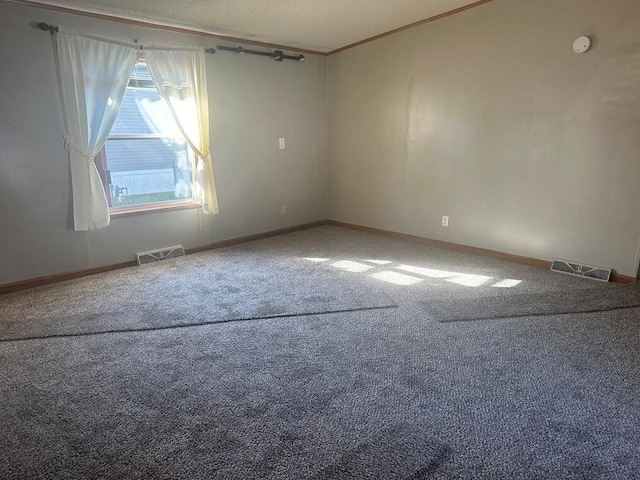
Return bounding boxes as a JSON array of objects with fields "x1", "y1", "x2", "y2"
[{"x1": 572, "y1": 36, "x2": 591, "y2": 54}]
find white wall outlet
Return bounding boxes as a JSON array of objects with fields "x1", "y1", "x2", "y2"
[
  {"x1": 441, "y1": 215, "x2": 449, "y2": 227},
  {"x1": 279, "y1": 138, "x2": 286, "y2": 150},
  {"x1": 280, "y1": 205, "x2": 287, "y2": 216}
]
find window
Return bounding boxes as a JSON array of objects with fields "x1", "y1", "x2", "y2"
[{"x1": 95, "y1": 60, "x2": 194, "y2": 212}]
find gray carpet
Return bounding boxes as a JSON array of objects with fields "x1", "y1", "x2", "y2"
[
  {"x1": 0, "y1": 239, "x2": 395, "y2": 341},
  {"x1": 1, "y1": 225, "x2": 640, "y2": 479},
  {"x1": 311, "y1": 422, "x2": 452, "y2": 479},
  {"x1": 425, "y1": 283, "x2": 640, "y2": 322}
]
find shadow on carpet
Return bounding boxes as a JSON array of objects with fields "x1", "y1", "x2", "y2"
[
  {"x1": 0, "y1": 247, "x2": 396, "y2": 341},
  {"x1": 423, "y1": 282, "x2": 640, "y2": 322},
  {"x1": 311, "y1": 423, "x2": 452, "y2": 479}
]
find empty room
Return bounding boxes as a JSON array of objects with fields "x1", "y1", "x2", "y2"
[{"x1": 2, "y1": 0, "x2": 640, "y2": 478}]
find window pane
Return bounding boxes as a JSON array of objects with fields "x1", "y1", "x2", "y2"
[
  {"x1": 105, "y1": 60, "x2": 192, "y2": 210},
  {"x1": 105, "y1": 138, "x2": 192, "y2": 208},
  {"x1": 111, "y1": 86, "x2": 182, "y2": 137},
  {"x1": 130, "y1": 61, "x2": 153, "y2": 82}
]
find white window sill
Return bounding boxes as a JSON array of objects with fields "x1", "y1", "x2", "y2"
[{"x1": 110, "y1": 201, "x2": 200, "y2": 218}]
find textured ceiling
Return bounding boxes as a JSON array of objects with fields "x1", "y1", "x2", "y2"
[{"x1": 28, "y1": 0, "x2": 484, "y2": 53}]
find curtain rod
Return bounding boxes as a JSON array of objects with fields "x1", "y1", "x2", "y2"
[
  {"x1": 37, "y1": 22, "x2": 216, "y2": 54},
  {"x1": 37, "y1": 23, "x2": 306, "y2": 61},
  {"x1": 216, "y1": 45, "x2": 305, "y2": 62}
]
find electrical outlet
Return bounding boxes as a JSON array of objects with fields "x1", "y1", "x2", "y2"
[
  {"x1": 441, "y1": 215, "x2": 449, "y2": 227},
  {"x1": 280, "y1": 205, "x2": 287, "y2": 216},
  {"x1": 279, "y1": 138, "x2": 286, "y2": 150}
]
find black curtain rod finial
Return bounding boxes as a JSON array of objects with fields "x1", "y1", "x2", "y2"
[{"x1": 37, "y1": 22, "x2": 58, "y2": 33}]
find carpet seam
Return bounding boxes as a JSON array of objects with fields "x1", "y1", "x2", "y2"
[
  {"x1": 437, "y1": 303, "x2": 640, "y2": 323},
  {"x1": 0, "y1": 304, "x2": 399, "y2": 343}
]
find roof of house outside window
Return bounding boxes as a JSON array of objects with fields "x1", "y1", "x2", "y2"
[{"x1": 107, "y1": 84, "x2": 186, "y2": 173}]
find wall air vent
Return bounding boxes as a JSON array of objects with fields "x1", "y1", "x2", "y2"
[
  {"x1": 550, "y1": 258, "x2": 611, "y2": 282},
  {"x1": 136, "y1": 245, "x2": 185, "y2": 266}
]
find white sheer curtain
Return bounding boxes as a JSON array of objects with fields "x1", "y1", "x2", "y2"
[
  {"x1": 145, "y1": 49, "x2": 219, "y2": 214},
  {"x1": 55, "y1": 31, "x2": 138, "y2": 231}
]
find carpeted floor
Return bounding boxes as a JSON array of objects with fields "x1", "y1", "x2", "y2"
[
  {"x1": 424, "y1": 283, "x2": 640, "y2": 322},
  {"x1": 1, "y1": 225, "x2": 639, "y2": 479},
  {"x1": 0, "y1": 238, "x2": 396, "y2": 341}
]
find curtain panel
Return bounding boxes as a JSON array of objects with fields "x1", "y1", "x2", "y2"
[
  {"x1": 145, "y1": 49, "x2": 219, "y2": 214},
  {"x1": 55, "y1": 31, "x2": 138, "y2": 231}
]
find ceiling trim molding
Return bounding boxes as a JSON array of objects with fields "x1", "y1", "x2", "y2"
[
  {"x1": 327, "y1": 0, "x2": 495, "y2": 55},
  {"x1": 5, "y1": 0, "x2": 326, "y2": 56},
  {"x1": 7, "y1": 0, "x2": 495, "y2": 56}
]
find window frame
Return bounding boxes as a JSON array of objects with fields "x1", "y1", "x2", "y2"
[{"x1": 95, "y1": 58, "x2": 197, "y2": 217}]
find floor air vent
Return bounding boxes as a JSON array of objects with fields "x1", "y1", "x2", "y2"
[
  {"x1": 136, "y1": 245, "x2": 185, "y2": 265},
  {"x1": 550, "y1": 258, "x2": 611, "y2": 282}
]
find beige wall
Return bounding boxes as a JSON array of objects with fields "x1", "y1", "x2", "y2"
[
  {"x1": 328, "y1": 0, "x2": 640, "y2": 277},
  {"x1": 0, "y1": 2, "x2": 327, "y2": 285},
  {"x1": 4, "y1": 0, "x2": 640, "y2": 284}
]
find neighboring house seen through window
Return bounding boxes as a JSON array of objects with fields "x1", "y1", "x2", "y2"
[{"x1": 95, "y1": 60, "x2": 194, "y2": 211}]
